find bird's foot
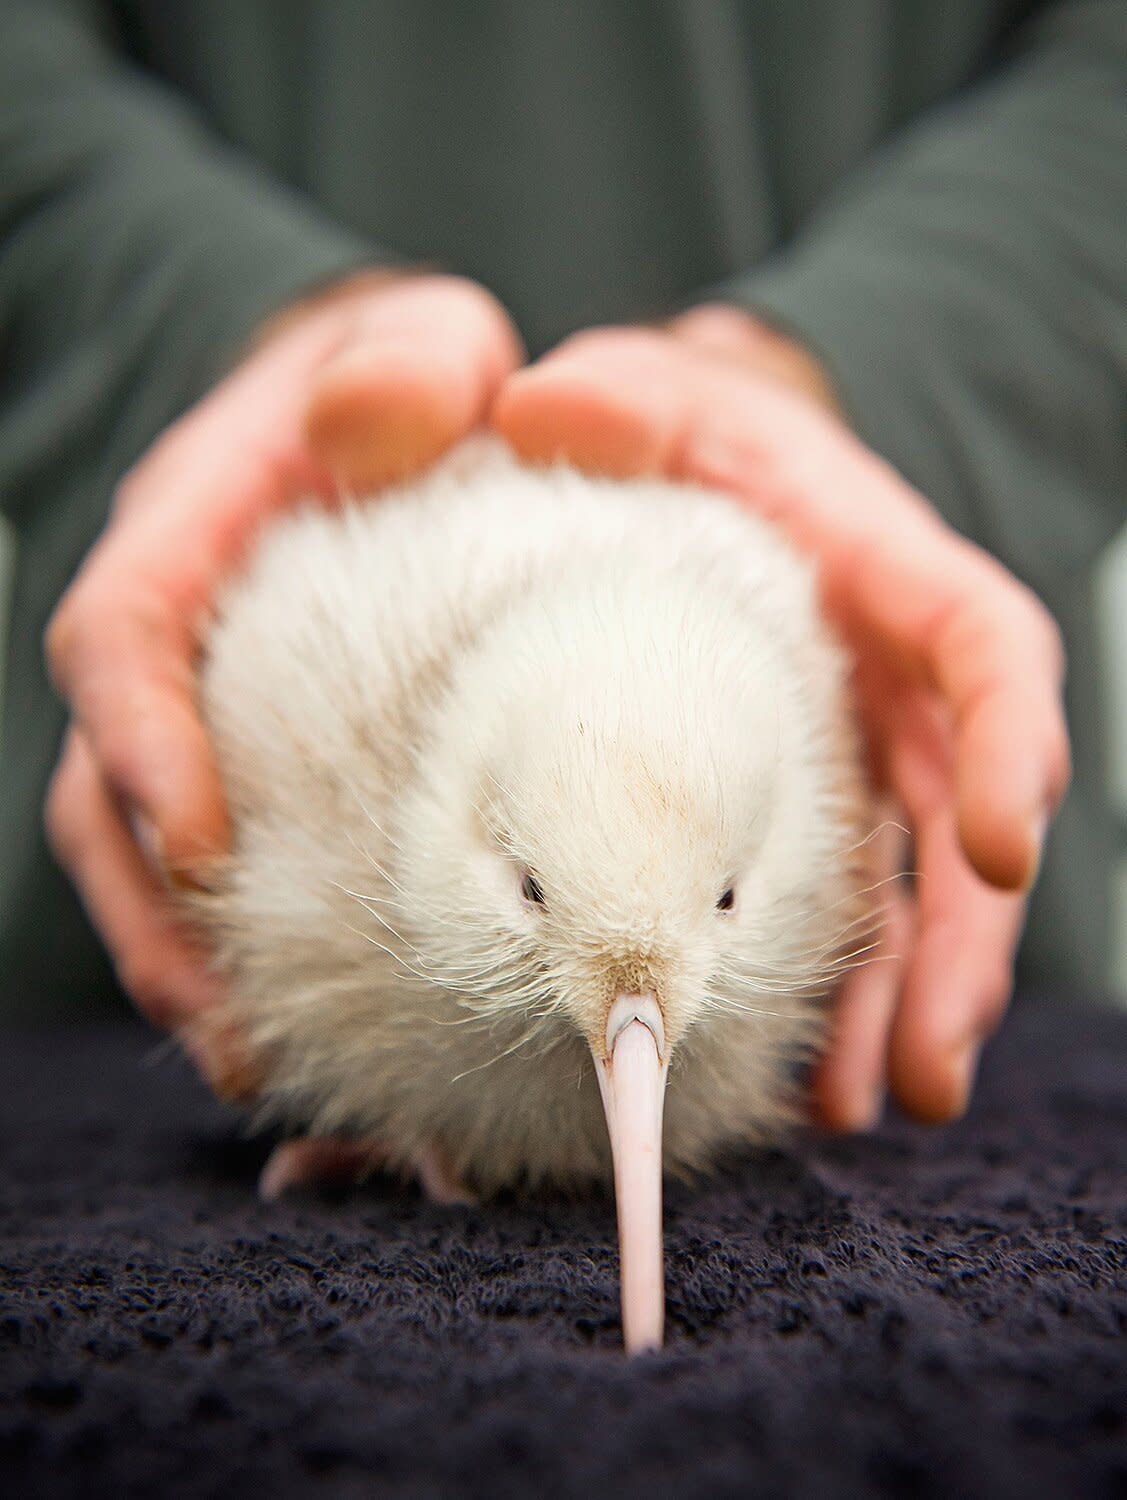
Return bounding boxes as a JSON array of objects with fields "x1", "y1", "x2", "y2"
[
  {"x1": 258, "y1": 1138, "x2": 389, "y2": 1200},
  {"x1": 258, "y1": 1137, "x2": 476, "y2": 1205},
  {"x1": 413, "y1": 1145, "x2": 477, "y2": 1206}
]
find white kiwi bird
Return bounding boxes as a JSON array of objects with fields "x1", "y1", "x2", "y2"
[{"x1": 190, "y1": 437, "x2": 877, "y2": 1355}]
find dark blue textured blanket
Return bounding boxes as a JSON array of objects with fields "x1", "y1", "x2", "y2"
[{"x1": 1, "y1": 997, "x2": 1125, "y2": 1499}]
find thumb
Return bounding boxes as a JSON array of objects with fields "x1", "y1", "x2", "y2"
[{"x1": 306, "y1": 275, "x2": 524, "y2": 490}]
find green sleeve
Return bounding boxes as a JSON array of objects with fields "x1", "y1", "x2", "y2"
[
  {"x1": 719, "y1": 0, "x2": 1127, "y2": 596},
  {"x1": 0, "y1": 0, "x2": 383, "y2": 527},
  {"x1": 0, "y1": 0, "x2": 383, "y2": 1016}
]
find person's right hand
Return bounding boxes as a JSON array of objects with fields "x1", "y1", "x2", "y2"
[{"x1": 44, "y1": 271, "x2": 522, "y2": 1092}]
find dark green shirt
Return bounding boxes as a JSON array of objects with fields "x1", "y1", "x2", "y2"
[{"x1": 2, "y1": 0, "x2": 1125, "y2": 1015}]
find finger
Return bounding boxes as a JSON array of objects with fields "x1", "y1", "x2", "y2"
[
  {"x1": 684, "y1": 424, "x2": 1069, "y2": 894},
  {"x1": 886, "y1": 712, "x2": 1026, "y2": 1122},
  {"x1": 44, "y1": 728, "x2": 222, "y2": 1033},
  {"x1": 920, "y1": 571, "x2": 1068, "y2": 891},
  {"x1": 46, "y1": 366, "x2": 320, "y2": 872},
  {"x1": 113, "y1": 275, "x2": 507, "y2": 522},
  {"x1": 46, "y1": 730, "x2": 253, "y2": 1095},
  {"x1": 46, "y1": 579, "x2": 230, "y2": 874},
  {"x1": 497, "y1": 328, "x2": 1069, "y2": 892},
  {"x1": 813, "y1": 817, "x2": 914, "y2": 1132},
  {"x1": 813, "y1": 888, "x2": 913, "y2": 1132},
  {"x1": 492, "y1": 328, "x2": 692, "y2": 476},
  {"x1": 52, "y1": 367, "x2": 357, "y2": 878},
  {"x1": 48, "y1": 277, "x2": 521, "y2": 882},
  {"x1": 307, "y1": 276, "x2": 524, "y2": 490},
  {"x1": 890, "y1": 847, "x2": 1023, "y2": 1124},
  {"x1": 669, "y1": 303, "x2": 841, "y2": 412}
]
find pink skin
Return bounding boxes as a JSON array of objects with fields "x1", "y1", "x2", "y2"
[
  {"x1": 259, "y1": 1139, "x2": 476, "y2": 1207},
  {"x1": 492, "y1": 312, "x2": 1070, "y2": 1131},
  {"x1": 44, "y1": 271, "x2": 522, "y2": 1093},
  {"x1": 44, "y1": 276, "x2": 1068, "y2": 1160}
]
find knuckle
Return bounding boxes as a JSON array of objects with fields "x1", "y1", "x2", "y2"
[
  {"x1": 554, "y1": 324, "x2": 670, "y2": 367},
  {"x1": 1007, "y1": 581, "x2": 1066, "y2": 676},
  {"x1": 394, "y1": 273, "x2": 518, "y2": 347},
  {"x1": 44, "y1": 593, "x2": 83, "y2": 690},
  {"x1": 670, "y1": 303, "x2": 730, "y2": 336},
  {"x1": 1011, "y1": 598, "x2": 1071, "y2": 798},
  {"x1": 111, "y1": 470, "x2": 144, "y2": 519},
  {"x1": 43, "y1": 755, "x2": 81, "y2": 868},
  {"x1": 436, "y1": 273, "x2": 506, "y2": 319},
  {"x1": 45, "y1": 572, "x2": 125, "y2": 694},
  {"x1": 92, "y1": 719, "x2": 141, "y2": 798},
  {"x1": 1026, "y1": 595, "x2": 1066, "y2": 680}
]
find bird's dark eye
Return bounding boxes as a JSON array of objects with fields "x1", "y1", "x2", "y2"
[
  {"x1": 716, "y1": 886, "x2": 736, "y2": 912},
  {"x1": 520, "y1": 871, "x2": 546, "y2": 906}
]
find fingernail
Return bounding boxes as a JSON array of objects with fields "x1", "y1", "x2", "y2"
[
  {"x1": 946, "y1": 1041, "x2": 981, "y2": 1117},
  {"x1": 830, "y1": 1079, "x2": 884, "y2": 1134},
  {"x1": 1025, "y1": 810, "x2": 1049, "y2": 890},
  {"x1": 128, "y1": 809, "x2": 206, "y2": 893},
  {"x1": 852, "y1": 1083, "x2": 886, "y2": 1133},
  {"x1": 128, "y1": 809, "x2": 165, "y2": 877}
]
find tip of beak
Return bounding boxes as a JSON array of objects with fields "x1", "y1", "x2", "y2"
[{"x1": 594, "y1": 992, "x2": 669, "y2": 1356}]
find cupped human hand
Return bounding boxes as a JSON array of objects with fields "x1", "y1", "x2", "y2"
[
  {"x1": 44, "y1": 271, "x2": 522, "y2": 1091},
  {"x1": 492, "y1": 306, "x2": 1070, "y2": 1131}
]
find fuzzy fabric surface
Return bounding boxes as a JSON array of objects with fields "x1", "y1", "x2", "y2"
[{"x1": 1, "y1": 995, "x2": 1124, "y2": 1500}]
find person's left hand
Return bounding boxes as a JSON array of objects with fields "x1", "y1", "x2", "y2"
[{"x1": 491, "y1": 308, "x2": 1070, "y2": 1132}]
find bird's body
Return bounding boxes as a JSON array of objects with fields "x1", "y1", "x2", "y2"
[{"x1": 195, "y1": 440, "x2": 874, "y2": 1346}]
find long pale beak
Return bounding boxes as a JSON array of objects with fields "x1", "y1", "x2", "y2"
[{"x1": 592, "y1": 992, "x2": 670, "y2": 1355}]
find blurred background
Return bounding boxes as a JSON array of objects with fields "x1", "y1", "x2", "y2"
[{"x1": 1097, "y1": 526, "x2": 1127, "y2": 997}]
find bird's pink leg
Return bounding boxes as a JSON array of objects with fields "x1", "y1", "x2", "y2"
[
  {"x1": 412, "y1": 1144, "x2": 477, "y2": 1206},
  {"x1": 258, "y1": 1138, "x2": 390, "y2": 1200},
  {"x1": 258, "y1": 1137, "x2": 476, "y2": 1205}
]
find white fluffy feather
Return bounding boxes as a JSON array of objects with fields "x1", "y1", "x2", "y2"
[{"x1": 194, "y1": 439, "x2": 873, "y2": 1195}]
